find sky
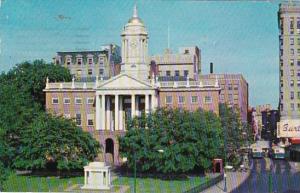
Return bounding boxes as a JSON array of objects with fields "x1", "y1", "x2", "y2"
[{"x1": 0, "y1": 0, "x2": 283, "y2": 107}]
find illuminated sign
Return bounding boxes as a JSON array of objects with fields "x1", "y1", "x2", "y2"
[{"x1": 277, "y1": 120, "x2": 300, "y2": 138}]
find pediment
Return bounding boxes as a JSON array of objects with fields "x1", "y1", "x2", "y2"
[{"x1": 98, "y1": 73, "x2": 153, "y2": 89}]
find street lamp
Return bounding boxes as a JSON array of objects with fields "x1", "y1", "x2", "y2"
[
  {"x1": 224, "y1": 125, "x2": 228, "y2": 192},
  {"x1": 133, "y1": 149, "x2": 164, "y2": 193}
]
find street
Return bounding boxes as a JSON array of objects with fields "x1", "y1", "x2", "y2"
[
  {"x1": 204, "y1": 158, "x2": 300, "y2": 193},
  {"x1": 231, "y1": 158, "x2": 300, "y2": 193}
]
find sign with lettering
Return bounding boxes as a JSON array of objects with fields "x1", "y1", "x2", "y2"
[{"x1": 277, "y1": 120, "x2": 300, "y2": 138}]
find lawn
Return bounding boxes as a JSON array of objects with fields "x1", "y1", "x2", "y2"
[{"x1": 3, "y1": 172, "x2": 210, "y2": 193}]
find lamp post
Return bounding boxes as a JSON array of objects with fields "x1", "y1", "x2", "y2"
[
  {"x1": 224, "y1": 125, "x2": 227, "y2": 192},
  {"x1": 133, "y1": 149, "x2": 164, "y2": 193}
]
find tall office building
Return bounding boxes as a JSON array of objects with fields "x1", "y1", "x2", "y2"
[
  {"x1": 279, "y1": 1, "x2": 300, "y2": 119},
  {"x1": 278, "y1": 1, "x2": 300, "y2": 160}
]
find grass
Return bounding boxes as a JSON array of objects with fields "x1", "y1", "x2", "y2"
[
  {"x1": 113, "y1": 176, "x2": 209, "y2": 193},
  {"x1": 3, "y1": 172, "x2": 210, "y2": 193}
]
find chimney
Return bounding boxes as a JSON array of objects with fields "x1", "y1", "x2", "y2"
[{"x1": 210, "y1": 62, "x2": 213, "y2": 74}]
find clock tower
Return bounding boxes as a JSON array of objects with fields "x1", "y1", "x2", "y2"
[{"x1": 121, "y1": 5, "x2": 149, "y2": 80}]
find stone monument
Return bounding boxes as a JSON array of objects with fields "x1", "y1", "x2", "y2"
[{"x1": 81, "y1": 162, "x2": 111, "y2": 190}]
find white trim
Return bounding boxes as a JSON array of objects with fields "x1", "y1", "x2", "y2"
[
  {"x1": 64, "y1": 98, "x2": 71, "y2": 104},
  {"x1": 87, "y1": 97, "x2": 94, "y2": 104},
  {"x1": 165, "y1": 95, "x2": 172, "y2": 104},
  {"x1": 52, "y1": 98, "x2": 59, "y2": 104},
  {"x1": 204, "y1": 96, "x2": 212, "y2": 104},
  {"x1": 191, "y1": 96, "x2": 198, "y2": 104},
  {"x1": 178, "y1": 96, "x2": 185, "y2": 104},
  {"x1": 75, "y1": 97, "x2": 82, "y2": 104}
]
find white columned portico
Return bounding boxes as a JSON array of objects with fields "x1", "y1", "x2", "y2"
[
  {"x1": 151, "y1": 93, "x2": 158, "y2": 112},
  {"x1": 96, "y1": 94, "x2": 101, "y2": 130},
  {"x1": 115, "y1": 94, "x2": 119, "y2": 131},
  {"x1": 145, "y1": 94, "x2": 149, "y2": 114},
  {"x1": 118, "y1": 96, "x2": 123, "y2": 130},
  {"x1": 101, "y1": 94, "x2": 105, "y2": 130},
  {"x1": 131, "y1": 94, "x2": 135, "y2": 118},
  {"x1": 106, "y1": 96, "x2": 111, "y2": 130}
]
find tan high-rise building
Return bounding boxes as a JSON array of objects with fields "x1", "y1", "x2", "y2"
[{"x1": 278, "y1": 1, "x2": 300, "y2": 119}]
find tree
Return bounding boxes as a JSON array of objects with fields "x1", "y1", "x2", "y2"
[
  {"x1": 219, "y1": 104, "x2": 253, "y2": 166},
  {"x1": 13, "y1": 113, "x2": 101, "y2": 171},
  {"x1": 0, "y1": 60, "x2": 71, "y2": 108},
  {"x1": 119, "y1": 108, "x2": 223, "y2": 174}
]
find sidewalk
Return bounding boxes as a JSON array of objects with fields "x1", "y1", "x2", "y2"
[{"x1": 201, "y1": 171, "x2": 250, "y2": 193}]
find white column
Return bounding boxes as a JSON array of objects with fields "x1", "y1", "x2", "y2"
[
  {"x1": 145, "y1": 94, "x2": 149, "y2": 114},
  {"x1": 131, "y1": 94, "x2": 135, "y2": 118},
  {"x1": 96, "y1": 94, "x2": 101, "y2": 130},
  {"x1": 135, "y1": 95, "x2": 139, "y2": 116},
  {"x1": 115, "y1": 94, "x2": 119, "y2": 131},
  {"x1": 151, "y1": 93, "x2": 158, "y2": 112},
  {"x1": 119, "y1": 96, "x2": 123, "y2": 130},
  {"x1": 106, "y1": 96, "x2": 111, "y2": 130},
  {"x1": 84, "y1": 171, "x2": 87, "y2": 185},
  {"x1": 101, "y1": 95, "x2": 105, "y2": 130}
]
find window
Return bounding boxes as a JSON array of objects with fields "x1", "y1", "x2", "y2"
[
  {"x1": 297, "y1": 38, "x2": 300, "y2": 45},
  {"x1": 290, "y1": 59, "x2": 294, "y2": 66},
  {"x1": 76, "y1": 113, "x2": 81, "y2": 126},
  {"x1": 298, "y1": 49, "x2": 300, "y2": 55},
  {"x1": 178, "y1": 96, "x2": 185, "y2": 104},
  {"x1": 291, "y1": 38, "x2": 294, "y2": 45},
  {"x1": 234, "y1": 84, "x2": 239, "y2": 90},
  {"x1": 175, "y1": 70, "x2": 180, "y2": 77},
  {"x1": 298, "y1": 80, "x2": 300, "y2": 87},
  {"x1": 297, "y1": 18, "x2": 300, "y2": 29},
  {"x1": 291, "y1": 91, "x2": 294, "y2": 100},
  {"x1": 184, "y1": 49, "x2": 189, "y2": 54},
  {"x1": 280, "y1": 59, "x2": 283, "y2": 66},
  {"x1": 77, "y1": 70, "x2": 82, "y2": 77},
  {"x1": 298, "y1": 92, "x2": 300, "y2": 99},
  {"x1": 280, "y1": 38, "x2": 283, "y2": 46},
  {"x1": 291, "y1": 49, "x2": 294, "y2": 55},
  {"x1": 281, "y1": 80, "x2": 283, "y2": 87},
  {"x1": 166, "y1": 96, "x2": 172, "y2": 104},
  {"x1": 88, "y1": 58, "x2": 93, "y2": 65},
  {"x1": 88, "y1": 69, "x2": 93, "y2": 75},
  {"x1": 291, "y1": 103, "x2": 295, "y2": 111},
  {"x1": 291, "y1": 80, "x2": 294, "y2": 87},
  {"x1": 75, "y1": 97, "x2": 82, "y2": 104},
  {"x1": 166, "y1": 71, "x2": 171, "y2": 76},
  {"x1": 220, "y1": 94, "x2": 224, "y2": 100},
  {"x1": 280, "y1": 49, "x2": 283, "y2": 56},
  {"x1": 281, "y1": 92, "x2": 283, "y2": 100},
  {"x1": 281, "y1": 103, "x2": 283, "y2": 111},
  {"x1": 87, "y1": 98, "x2": 94, "y2": 104},
  {"x1": 52, "y1": 98, "x2": 59, "y2": 104},
  {"x1": 66, "y1": 57, "x2": 71, "y2": 65},
  {"x1": 184, "y1": 70, "x2": 189, "y2": 77},
  {"x1": 77, "y1": 57, "x2": 82, "y2": 65},
  {"x1": 298, "y1": 103, "x2": 300, "y2": 109},
  {"x1": 228, "y1": 94, "x2": 233, "y2": 101},
  {"x1": 204, "y1": 96, "x2": 212, "y2": 104},
  {"x1": 99, "y1": 68, "x2": 104, "y2": 76},
  {"x1": 234, "y1": 94, "x2": 239, "y2": 100},
  {"x1": 191, "y1": 96, "x2": 198, "y2": 103},
  {"x1": 280, "y1": 70, "x2": 283, "y2": 76},
  {"x1": 298, "y1": 60, "x2": 300, "y2": 66},
  {"x1": 64, "y1": 98, "x2": 70, "y2": 104},
  {"x1": 291, "y1": 70, "x2": 295, "y2": 76},
  {"x1": 87, "y1": 114, "x2": 94, "y2": 126},
  {"x1": 228, "y1": 84, "x2": 232, "y2": 90},
  {"x1": 290, "y1": 17, "x2": 294, "y2": 29}
]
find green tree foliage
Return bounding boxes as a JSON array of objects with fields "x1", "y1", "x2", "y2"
[
  {"x1": 13, "y1": 113, "x2": 100, "y2": 170},
  {"x1": 219, "y1": 104, "x2": 253, "y2": 166},
  {"x1": 119, "y1": 108, "x2": 223, "y2": 174},
  {"x1": 0, "y1": 60, "x2": 99, "y2": 171},
  {"x1": 0, "y1": 161, "x2": 8, "y2": 191},
  {"x1": 0, "y1": 60, "x2": 71, "y2": 107}
]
